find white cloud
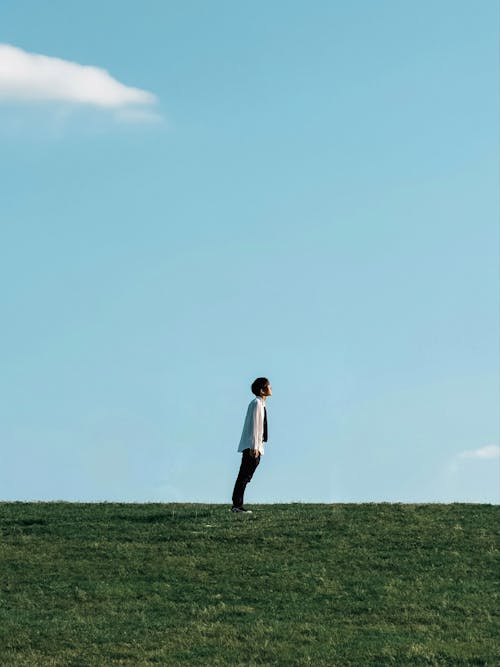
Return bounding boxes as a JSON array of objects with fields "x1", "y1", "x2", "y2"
[
  {"x1": 115, "y1": 107, "x2": 163, "y2": 124},
  {"x1": 438, "y1": 444, "x2": 500, "y2": 503},
  {"x1": 0, "y1": 43, "x2": 158, "y2": 118},
  {"x1": 458, "y1": 444, "x2": 500, "y2": 460}
]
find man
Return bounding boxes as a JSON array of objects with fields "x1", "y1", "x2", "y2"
[{"x1": 231, "y1": 377, "x2": 272, "y2": 513}]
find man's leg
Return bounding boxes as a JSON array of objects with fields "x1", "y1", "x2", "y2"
[{"x1": 232, "y1": 448, "x2": 261, "y2": 508}]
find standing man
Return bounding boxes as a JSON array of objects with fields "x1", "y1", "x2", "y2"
[{"x1": 231, "y1": 377, "x2": 272, "y2": 513}]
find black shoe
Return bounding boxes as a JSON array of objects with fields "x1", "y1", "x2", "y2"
[{"x1": 231, "y1": 506, "x2": 252, "y2": 513}]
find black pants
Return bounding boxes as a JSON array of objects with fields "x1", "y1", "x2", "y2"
[{"x1": 232, "y1": 448, "x2": 261, "y2": 508}]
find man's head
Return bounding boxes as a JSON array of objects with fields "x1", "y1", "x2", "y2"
[{"x1": 251, "y1": 377, "x2": 272, "y2": 398}]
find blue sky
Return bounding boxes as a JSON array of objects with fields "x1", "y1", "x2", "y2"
[{"x1": 1, "y1": 1, "x2": 498, "y2": 504}]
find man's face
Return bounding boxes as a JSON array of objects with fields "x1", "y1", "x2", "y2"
[{"x1": 261, "y1": 383, "x2": 272, "y2": 397}]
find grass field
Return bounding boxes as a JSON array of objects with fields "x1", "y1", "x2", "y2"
[{"x1": 0, "y1": 502, "x2": 498, "y2": 666}]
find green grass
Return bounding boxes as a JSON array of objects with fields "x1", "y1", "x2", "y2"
[{"x1": 0, "y1": 503, "x2": 498, "y2": 666}]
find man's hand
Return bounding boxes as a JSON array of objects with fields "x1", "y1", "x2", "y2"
[{"x1": 250, "y1": 448, "x2": 260, "y2": 458}]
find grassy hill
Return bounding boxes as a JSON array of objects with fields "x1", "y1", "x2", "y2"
[{"x1": 0, "y1": 502, "x2": 498, "y2": 666}]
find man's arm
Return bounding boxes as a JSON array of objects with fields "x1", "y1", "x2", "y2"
[{"x1": 250, "y1": 400, "x2": 263, "y2": 457}]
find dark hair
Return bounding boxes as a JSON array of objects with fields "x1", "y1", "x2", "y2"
[{"x1": 251, "y1": 377, "x2": 270, "y2": 396}]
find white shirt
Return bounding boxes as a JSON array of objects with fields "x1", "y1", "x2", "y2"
[{"x1": 237, "y1": 396, "x2": 267, "y2": 456}]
